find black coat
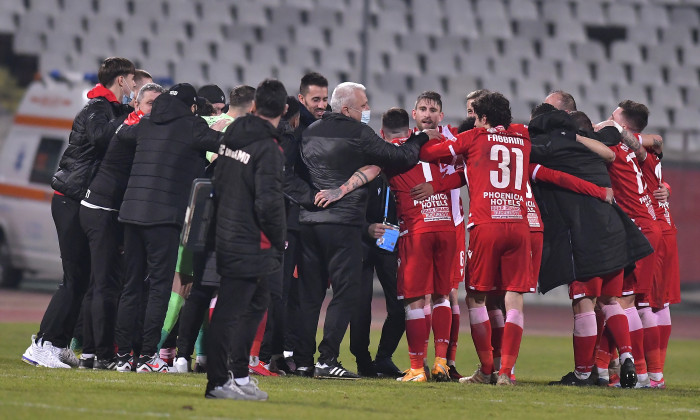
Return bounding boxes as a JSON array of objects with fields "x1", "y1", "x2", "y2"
[
  {"x1": 528, "y1": 111, "x2": 653, "y2": 293},
  {"x1": 213, "y1": 114, "x2": 286, "y2": 278},
  {"x1": 52, "y1": 97, "x2": 130, "y2": 200},
  {"x1": 298, "y1": 112, "x2": 427, "y2": 226},
  {"x1": 117, "y1": 93, "x2": 221, "y2": 227}
]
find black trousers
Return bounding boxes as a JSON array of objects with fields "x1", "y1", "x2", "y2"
[
  {"x1": 207, "y1": 275, "x2": 269, "y2": 387},
  {"x1": 37, "y1": 194, "x2": 91, "y2": 347},
  {"x1": 282, "y1": 229, "x2": 302, "y2": 354},
  {"x1": 176, "y1": 251, "x2": 217, "y2": 359},
  {"x1": 259, "y1": 267, "x2": 284, "y2": 362},
  {"x1": 79, "y1": 206, "x2": 124, "y2": 359},
  {"x1": 296, "y1": 224, "x2": 363, "y2": 367},
  {"x1": 350, "y1": 245, "x2": 404, "y2": 363},
  {"x1": 115, "y1": 224, "x2": 179, "y2": 357}
]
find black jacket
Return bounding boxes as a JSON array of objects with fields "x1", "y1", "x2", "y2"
[
  {"x1": 52, "y1": 96, "x2": 130, "y2": 200},
  {"x1": 117, "y1": 93, "x2": 221, "y2": 227},
  {"x1": 362, "y1": 175, "x2": 398, "y2": 254},
  {"x1": 213, "y1": 114, "x2": 286, "y2": 278},
  {"x1": 278, "y1": 119, "x2": 304, "y2": 232},
  {"x1": 298, "y1": 112, "x2": 427, "y2": 225},
  {"x1": 528, "y1": 111, "x2": 653, "y2": 293}
]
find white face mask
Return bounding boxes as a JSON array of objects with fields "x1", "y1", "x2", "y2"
[{"x1": 360, "y1": 110, "x2": 371, "y2": 125}]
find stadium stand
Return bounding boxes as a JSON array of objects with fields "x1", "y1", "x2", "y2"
[{"x1": 0, "y1": 0, "x2": 698, "y2": 157}]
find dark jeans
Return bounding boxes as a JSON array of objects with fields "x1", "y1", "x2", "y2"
[
  {"x1": 176, "y1": 251, "x2": 217, "y2": 359},
  {"x1": 37, "y1": 194, "x2": 91, "y2": 347},
  {"x1": 350, "y1": 244, "x2": 404, "y2": 363},
  {"x1": 115, "y1": 224, "x2": 179, "y2": 357},
  {"x1": 79, "y1": 206, "x2": 124, "y2": 359},
  {"x1": 295, "y1": 224, "x2": 363, "y2": 367},
  {"x1": 259, "y1": 268, "x2": 283, "y2": 362},
  {"x1": 207, "y1": 275, "x2": 269, "y2": 387}
]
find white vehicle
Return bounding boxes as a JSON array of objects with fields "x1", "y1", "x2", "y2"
[{"x1": 0, "y1": 73, "x2": 91, "y2": 287}]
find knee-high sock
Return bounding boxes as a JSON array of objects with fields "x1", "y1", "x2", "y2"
[
  {"x1": 249, "y1": 311, "x2": 268, "y2": 363},
  {"x1": 573, "y1": 311, "x2": 597, "y2": 375},
  {"x1": 469, "y1": 306, "x2": 493, "y2": 374},
  {"x1": 499, "y1": 309, "x2": 524, "y2": 376},
  {"x1": 158, "y1": 292, "x2": 185, "y2": 349},
  {"x1": 638, "y1": 307, "x2": 661, "y2": 377},
  {"x1": 488, "y1": 309, "x2": 505, "y2": 371},
  {"x1": 431, "y1": 301, "x2": 451, "y2": 359},
  {"x1": 447, "y1": 305, "x2": 460, "y2": 365},
  {"x1": 423, "y1": 304, "x2": 431, "y2": 360},
  {"x1": 656, "y1": 307, "x2": 672, "y2": 372},
  {"x1": 601, "y1": 302, "x2": 632, "y2": 357},
  {"x1": 625, "y1": 307, "x2": 647, "y2": 375},
  {"x1": 406, "y1": 308, "x2": 427, "y2": 370}
]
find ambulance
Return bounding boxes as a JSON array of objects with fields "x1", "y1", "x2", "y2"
[{"x1": 0, "y1": 72, "x2": 92, "y2": 287}]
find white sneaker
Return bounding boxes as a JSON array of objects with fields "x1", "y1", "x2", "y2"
[
  {"x1": 59, "y1": 347, "x2": 79, "y2": 367},
  {"x1": 33, "y1": 339, "x2": 71, "y2": 368},
  {"x1": 136, "y1": 354, "x2": 172, "y2": 373},
  {"x1": 21, "y1": 335, "x2": 39, "y2": 366},
  {"x1": 173, "y1": 357, "x2": 190, "y2": 373},
  {"x1": 236, "y1": 377, "x2": 268, "y2": 401}
]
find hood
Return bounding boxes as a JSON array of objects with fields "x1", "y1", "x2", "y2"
[
  {"x1": 528, "y1": 110, "x2": 577, "y2": 138},
  {"x1": 299, "y1": 103, "x2": 317, "y2": 129},
  {"x1": 223, "y1": 114, "x2": 280, "y2": 149},
  {"x1": 149, "y1": 92, "x2": 194, "y2": 124},
  {"x1": 86, "y1": 83, "x2": 119, "y2": 103},
  {"x1": 277, "y1": 118, "x2": 295, "y2": 136}
]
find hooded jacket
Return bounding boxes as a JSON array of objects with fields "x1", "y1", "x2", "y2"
[
  {"x1": 116, "y1": 92, "x2": 221, "y2": 227},
  {"x1": 298, "y1": 112, "x2": 427, "y2": 225},
  {"x1": 213, "y1": 114, "x2": 286, "y2": 278},
  {"x1": 528, "y1": 111, "x2": 653, "y2": 293},
  {"x1": 52, "y1": 84, "x2": 131, "y2": 200}
]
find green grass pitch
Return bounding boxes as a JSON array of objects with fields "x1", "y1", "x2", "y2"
[{"x1": 1, "y1": 323, "x2": 698, "y2": 419}]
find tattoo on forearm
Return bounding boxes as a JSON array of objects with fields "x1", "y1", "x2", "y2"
[
  {"x1": 653, "y1": 138, "x2": 662, "y2": 149},
  {"x1": 622, "y1": 130, "x2": 641, "y2": 151}
]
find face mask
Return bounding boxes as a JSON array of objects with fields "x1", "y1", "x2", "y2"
[
  {"x1": 360, "y1": 110, "x2": 371, "y2": 125},
  {"x1": 121, "y1": 78, "x2": 134, "y2": 104}
]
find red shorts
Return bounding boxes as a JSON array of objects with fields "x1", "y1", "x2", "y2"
[
  {"x1": 623, "y1": 220, "x2": 662, "y2": 302},
  {"x1": 569, "y1": 269, "x2": 624, "y2": 299},
  {"x1": 530, "y1": 231, "x2": 543, "y2": 286},
  {"x1": 397, "y1": 231, "x2": 456, "y2": 299},
  {"x1": 650, "y1": 221, "x2": 680, "y2": 307},
  {"x1": 452, "y1": 222, "x2": 466, "y2": 288},
  {"x1": 466, "y1": 223, "x2": 533, "y2": 293}
]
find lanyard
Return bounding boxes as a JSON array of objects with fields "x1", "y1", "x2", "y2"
[{"x1": 382, "y1": 186, "x2": 390, "y2": 224}]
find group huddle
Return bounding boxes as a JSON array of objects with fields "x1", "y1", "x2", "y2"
[{"x1": 19, "y1": 57, "x2": 679, "y2": 402}]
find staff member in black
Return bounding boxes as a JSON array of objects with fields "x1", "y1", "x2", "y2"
[
  {"x1": 294, "y1": 81, "x2": 433, "y2": 379},
  {"x1": 22, "y1": 57, "x2": 134, "y2": 369},
  {"x1": 205, "y1": 79, "x2": 287, "y2": 400},
  {"x1": 113, "y1": 83, "x2": 225, "y2": 372}
]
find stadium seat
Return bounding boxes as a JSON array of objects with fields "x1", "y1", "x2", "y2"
[
  {"x1": 639, "y1": 3, "x2": 670, "y2": 28},
  {"x1": 474, "y1": 0, "x2": 508, "y2": 21},
  {"x1": 261, "y1": 25, "x2": 292, "y2": 45},
  {"x1": 542, "y1": 0, "x2": 574, "y2": 23},
  {"x1": 492, "y1": 55, "x2": 525, "y2": 78},
  {"x1": 610, "y1": 42, "x2": 644, "y2": 65},
  {"x1": 606, "y1": 3, "x2": 638, "y2": 26},
  {"x1": 12, "y1": 28, "x2": 43, "y2": 54},
  {"x1": 283, "y1": 44, "x2": 319, "y2": 68},
  {"x1": 132, "y1": 1, "x2": 164, "y2": 17},
  {"x1": 390, "y1": 52, "x2": 423, "y2": 76},
  {"x1": 540, "y1": 38, "x2": 575, "y2": 62},
  {"x1": 444, "y1": 3, "x2": 479, "y2": 38},
  {"x1": 552, "y1": 20, "x2": 587, "y2": 42},
  {"x1": 632, "y1": 63, "x2": 666, "y2": 87},
  {"x1": 478, "y1": 16, "x2": 513, "y2": 39},
  {"x1": 412, "y1": 74, "x2": 446, "y2": 94},
  {"x1": 525, "y1": 59, "x2": 558, "y2": 82},
  {"x1": 479, "y1": 74, "x2": 514, "y2": 98},
  {"x1": 673, "y1": 108, "x2": 699, "y2": 131},
  {"x1": 513, "y1": 19, "x2": 550, "y2": 40},
  {"x1": 372, "y1": 72, "x2": 411, "y2": 95},
  {"x1": 509, "y1": 98, "x2": 535, "y2": 123},
  {"x1": 516, "y1": 79, "x2": 548, "y2": 103},
  {"x1": 233, "y1": 2, "x2": 269, "y2": 26},
  {"x1": 616, "y1": 84, "x2": 649, "y2": 104},
  {"x1": 502, "y1": 38, "x2": 538, "y2": 60},
  {"x1": 0, "y1": 13, "x2": 17, "y2": 33},
  {"x1": 95, "y1": 0, "x2": 130, "y2": 16},
  {"x1": 669, "y1": 66, "x2": 699, "y2": 88},
  {"x1": 650, "y1": 85, "x2": 684, "y2": 109},
  {"x1": 249, "y1": 43, "x2": 282, "y2": 64},
  {"x1": 573, "y1": 1, "x2": 606, "y2": 25},
  {"x1": 200, "y1": 1, "x2": 235, "y2": 25},
  {"x1": 573, "y1": 41, "x2": 606, "y2": 64},
  {"x1": 174, "y1": 59, "x2": 206, "y2": 86},
  {"x1": 307, "y1": 7, "x2": 341, "y2": 28},
  {"x1": 424, "y1": 50, "x2": 462, "y2": 78},
  {"x1": 593, "y1": 61, "x2": 627, "y2": 85},
  {"x1": 663, "y1": 131, "x2": 685, "y2": 154},
  {"x1": 669, "y1": 6, "x2": 700, "y2": 27},
  {"x1": 440, "y1": 91, "x2": 468, "y2": 120},
  {"x1": 0, "y1": 0, "x2": 26, "y2": 14},
  {"x1": 507, "y1": 0, "x2": 538, "y2": 20},
  {"x1": 446, "y1": 75, "x2": 478, "y2": 97},
  {"x1": 293, "y1": 26, "x2": 329, "y2": 49},
  {"x1": 165, "y1": 0, "x2": 201, "y2": 23},
  {"x1": 626, "y1": 25, "x2": 661, "y2": 46},
  {"x1": 560, "y1": 60, "x2": 594, "y2": 85},
  {"x1": 319, "y1": 48, "x2": 354, "y2": 72},
  {"x1": 224, "y1": 23, "x2": 260, "y2": 44},
  {"x1": 39, "y1": 51, "x2": 71, "y2": 74}
]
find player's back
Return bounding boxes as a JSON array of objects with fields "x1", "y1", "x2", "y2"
[
  {"x1": 461, "y1": 124, "x2": 531, "y2": 228},
  {"x1": 607, "y1": 142, "x2": 656, "y2": 223}
]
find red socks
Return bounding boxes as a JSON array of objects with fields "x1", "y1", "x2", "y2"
[
  {"x1": 431, "y1": 301, "x2": 452, "y2": 359},
  {"x1": 469, "y1": 306, "x2": 493, "y2": 374},
  {"x1": 500, "y1": 309, "x2": 524, "y2": 376},
  {"x1": 406, "y1": 308, "x2": 427, "y2": 370},
  {"x1": 447, "y1": 305, "x2": 460, "y2": 364},
  {"x1": 601, "y1": 303, "x2": 632, "y2": 354},
  {"x1": 573, "y1": 311, "x2": 597, "y2": 374},
  {"x1": 249, "y1": 311, "x2": 267, "y2": 359},
  {"x1": 488, "y1": 309, "x2": 505, "y2": 370}
]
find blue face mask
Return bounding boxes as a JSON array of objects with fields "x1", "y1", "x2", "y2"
[
  {"x1": 121, "y1": 78, "x2": 134, "y2": 104},
  {"x1": 360, "y1": 110, "x2": 371, "y2": 125}
]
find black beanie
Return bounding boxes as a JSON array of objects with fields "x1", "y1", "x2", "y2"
[
  {"x1": 168, "y1": 83, "x2": 197, "y2": 107},
  {"x1": 198, "y1": 84, "x2": 226, "y2": 105}
]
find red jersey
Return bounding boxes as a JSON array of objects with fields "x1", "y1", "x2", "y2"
[
  {"x1": 389, "y1": 137, "x2": 456, "y2": 236},
  {"x1": 607, "y1": 143, "x2": 656, "y2": 224},
  {"x1": 420, "y1": 124, "x2": 531, "y2": 228},
  {"x1": 639, "y1": 147, "x2": 674, "y2": 228}
]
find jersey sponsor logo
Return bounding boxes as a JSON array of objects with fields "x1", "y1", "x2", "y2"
[
  {"x1": 218, "y1": 144, "x2": 251, "y2": 164},
  {"x1": 414, "y1": 193, "x2": 452, "y2": 222}
]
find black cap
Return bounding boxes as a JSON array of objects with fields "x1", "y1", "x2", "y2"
[
  {"x1": 168, "y1": 83, "x2": 197, "y2": 107},
  {"x1": 198, "y1": 84, "x2": 226, "y2": 105}
]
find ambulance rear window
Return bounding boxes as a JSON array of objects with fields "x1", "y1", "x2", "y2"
[{"x1": 29, "y1": 137, "x2": 64, "y2": 184}]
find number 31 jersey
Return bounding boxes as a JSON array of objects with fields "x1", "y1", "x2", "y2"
[{"x1": 420, "y1": 123, "x2": 531, "y2": 228}]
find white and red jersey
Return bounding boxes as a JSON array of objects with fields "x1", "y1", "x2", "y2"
[
  {"x1": 388, "y1": 137, "x2": 456, "y2": 236},
  {"x1": 524, "y1": 180, "x2": 543, "y2": 232},
  {"x1": 639, "y1": 146, "x2": 674, "y2": 228},
  {"x1": 413, "y1": 124, "x2": 465, "y2": 226},
  {"x1": 420, "y1": 124, "x2": 531, "y2": 229},
  {"x1": 607, "y1": 143, "x2": 656, "y2": 224}
]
